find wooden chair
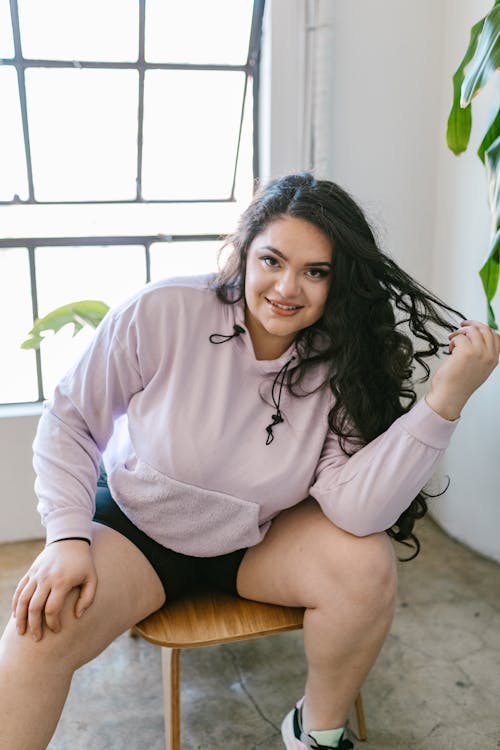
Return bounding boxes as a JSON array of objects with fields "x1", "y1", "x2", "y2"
[{"x1": 132, "y1": 586, "x2": 367, "y2": 750}]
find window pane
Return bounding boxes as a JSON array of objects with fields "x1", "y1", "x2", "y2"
[
  {"x1": 146, "y1": 0, "x2": 253, "y2": 65},
  {"x1": 25, "y1": 69, "x2": 138, "y2": 201},
  {"x1": 0, "y1": 67, "x2": 29, "y2": 201},
  {"x1": 36, "y1": 245, "x2": 145, "y2": 397},
  {"x1": 18, "y1": 0, "x2": 138, "y2": 62},
  {"x1": 143, "y1": 70, "x2": 245, "y2": 200},
  {"x1": 0, "y1": 248, "x2": 38, "y2": 403},
  {"x1": 0, "y1": 0, "x2": 14, "y2": 57},
  {"x1": 150, "y1": 241, "x2": 223, "y2": 282},
  {"x1": 0, "y1": 201, "x2": 246, "y2": 240},
  {"x1": 233, "y1": 72, "x2": 254, "y2": 206}
]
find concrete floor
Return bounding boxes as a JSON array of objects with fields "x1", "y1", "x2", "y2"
[{"x1": 1, "y1": 517, "x2": 499, "y2": 750}]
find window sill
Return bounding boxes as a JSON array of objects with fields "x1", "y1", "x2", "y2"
[{"x1": 0, "y1": 402, "x2": 44, "y2": 419}]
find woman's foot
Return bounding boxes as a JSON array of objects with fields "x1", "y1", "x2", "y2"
[{"x1": 281, "y1": 697, "x2": 353, "y2": 749}]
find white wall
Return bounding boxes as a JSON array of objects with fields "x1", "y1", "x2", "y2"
[
  {"x1": 0, "y1": 406, "x2": 43, "y2": 542},
  {"x1": 325, "y1": 0, "x2": 446, "y2": 285},
  {"x1": 429, "y1": 0, "x2": 500, "y2": 562}
]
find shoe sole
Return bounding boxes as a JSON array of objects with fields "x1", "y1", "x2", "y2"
[{"x1": 281, "y1": 711, "x2": 308, "y2": 750}]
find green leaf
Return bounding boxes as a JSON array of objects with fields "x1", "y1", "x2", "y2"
[
  {"x1": 478, "y1": 109, "x2": 500, "y2": 163},
  {"x1": 486, "y1": 300, "x2": 498, "y2": 329},
  {"x1": 479, "y1": 227, "x2": 500, "y2": 330},
  {"x1": 479, "y1": 136, "x2": 500, "y2": 330},
  {"x1": 461, "y1": 5, "x2": 500, "y2": 106},
  {"x1": 485, "y1": 133, "x2": 500, "y2": 231},
  {"x1": 447, "y1": 16, "x2": 486, "y2": 154},
  {"x1": 21, "y1": 300, "x2": 109, "y2": 350}
]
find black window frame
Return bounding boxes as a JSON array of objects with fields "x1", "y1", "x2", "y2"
[{"x1": 2, "y1": 0, "x2": 266, "y2": 205}]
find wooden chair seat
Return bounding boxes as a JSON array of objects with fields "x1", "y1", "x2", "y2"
[{"x1": 132, "y1": 586, "x2": 367, "y2": 749}]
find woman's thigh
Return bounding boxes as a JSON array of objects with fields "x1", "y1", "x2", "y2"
[
  {"x1": 236, "y1": 497, "x2": 397, "y2": 609},
  {"x1": 1, "y1": 522, "x2": 166, "y2": 671}
]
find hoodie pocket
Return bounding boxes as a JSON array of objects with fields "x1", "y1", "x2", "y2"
[{"x1": 108, "y1": 458, "x2": 266, "y2": 556}]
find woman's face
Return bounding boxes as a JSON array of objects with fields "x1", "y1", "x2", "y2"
[{"x1": 244, "y1": 215, "x2": 333, "y2": 359}]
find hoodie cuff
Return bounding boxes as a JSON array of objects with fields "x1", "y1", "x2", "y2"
[
  {"x1": 396, "y1": 396, "x2": 460, "y2": 450},
  {"x1": 44, "y1": 508, "x2": 93, "y2": 545}
]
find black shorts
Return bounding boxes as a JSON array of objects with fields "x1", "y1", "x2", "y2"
[{"x1": 93, "y1": 477, "x2": 247, "y2": 602}]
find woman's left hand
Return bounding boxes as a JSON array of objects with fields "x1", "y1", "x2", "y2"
[{"x1": 425, "y1": 320, "x2": 500, "y2": 421}]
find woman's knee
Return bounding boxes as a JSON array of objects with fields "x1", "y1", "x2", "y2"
[
  {"x1": 355, "y1": 532, "x2": 397, "y2": 605},
  {"x1": 316, "y1": 525, "x2": 398, "y2": 612},
  {"x1": 0, "y1": 609, "x2": 79, "y2": 676}
]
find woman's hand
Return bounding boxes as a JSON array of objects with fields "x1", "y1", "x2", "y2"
[
  {"x1": 425, "y1": 320, "x2": 500, "y2": 420},
  {"x1": 11, "y1": 539, "x2": 97, "y2": 642}
]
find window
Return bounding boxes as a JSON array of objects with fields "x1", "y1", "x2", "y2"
[{"x1": 0, "y1": 0, "x2": 265, "y2": 404}]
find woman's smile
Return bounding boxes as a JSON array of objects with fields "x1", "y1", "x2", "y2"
[{"x1": 265, "y1": 297, "x2": 305, "y2": 315}]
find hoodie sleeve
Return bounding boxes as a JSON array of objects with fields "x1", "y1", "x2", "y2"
[
  {"x1": 33, "y1": 306, "x2": 143, "y2": 544},
  {"x1": 308, "y1": 397, "x2": 459, "y2": 536}
]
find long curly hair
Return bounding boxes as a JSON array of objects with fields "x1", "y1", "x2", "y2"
[{"x1": 213, "y1": 173, "x2": 465, "y2": 560}]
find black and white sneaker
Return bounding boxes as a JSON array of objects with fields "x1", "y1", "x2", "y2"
[{"x1": 281, "y1": 697, "x2": 354, "y2": 749}]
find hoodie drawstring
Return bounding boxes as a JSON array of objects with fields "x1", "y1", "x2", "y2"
[
  {"x1": 265, "y1": 355, "x2": 296, "y2": 445},
  {"x1": 209, "y1": 324, "x2": 245, "y2": 344},
  {"x1": 209, "y1": 325, "x2": 295, "y2": 446}
]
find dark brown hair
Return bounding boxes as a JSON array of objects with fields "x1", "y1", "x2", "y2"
[{"x1": 213, "y1": 173, "x2": 465, "y2": 559}]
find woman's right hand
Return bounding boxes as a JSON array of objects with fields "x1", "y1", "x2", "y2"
[
  {"x1": 426, "y1": 320, "x2": 500, "y2": 420},
  {"x1": 11, "y1": 539, "x2": 98, "y2": 642}
]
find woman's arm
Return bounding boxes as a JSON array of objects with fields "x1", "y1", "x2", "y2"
[
  {"x1": 17, "y1": 306, "x2": 143, "y2": 638},
  {"x1": 309, "y1": 320, "x2": 500, "y2": 536},
  {"x1": 33, "y1": 305, "x2": 143, "y2": 544}
]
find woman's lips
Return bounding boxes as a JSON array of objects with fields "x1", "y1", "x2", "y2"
[{"x1": 265, "y1": 297, "x2": 304, "y2": 316}]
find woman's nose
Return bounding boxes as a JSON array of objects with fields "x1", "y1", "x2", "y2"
[{"x1": 275, "y1": 270, "x2": 300, "y2": 298}]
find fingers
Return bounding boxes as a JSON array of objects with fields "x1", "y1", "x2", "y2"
[
  {"x1": 449, "y1": 320, "x2": 487, "y2": 342},
  {"x1": 43, "y1": 587, "x2": 67, "y2": 634},
  {"x1": 468, "y1": 320, "x2": 500, "y2": 359},
  {"x1": 26, "y1": 583, "x2": 52, "y2": 642},
  {"x1": 450, "y1": 320, "x2": 498, "y2": 342},
  {"x1": 11, "y1": 542, "x2": 98, "y2": 642},
  {"x1": 448, "y1": 326, "x2": 473, "y2": 354},
  {"x1": 13, "y1": 577, "x2": 35, "y2": 635},
  {"x1": 15, "y1": 579, "x2": 49, "y2": 641},
  {"x1": 448, "y1": 320, "x2": 499, "y2": 359},
  {"x1": 16, "y1": 581, "x2": 86, "y2": 639},
  {"x1": 12, "y1": 572, "x2": 30, "y2": 615},
  {"x1": 75, "y1": 577, "x2": 98, "y2": 619},
  {"x1": 448, "y1": 326, "x2": 477, "y2": 353}
]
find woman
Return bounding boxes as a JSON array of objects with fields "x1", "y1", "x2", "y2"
[{"x1": 0, "y1": 173, "x2": 498, "y2": 750}]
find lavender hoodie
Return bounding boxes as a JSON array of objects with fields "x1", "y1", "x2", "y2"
[{"x1": 33, "y1": 274, "x2": 459, "y2": 555}]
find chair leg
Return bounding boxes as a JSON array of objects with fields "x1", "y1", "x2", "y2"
[
  {"x1": 348, "y1": 693, "x2": 367, "y2": 741},
  {"x1": 161, "y1": 647, "x2": 181, "y2": 750}
]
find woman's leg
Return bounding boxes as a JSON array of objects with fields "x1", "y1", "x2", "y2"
[
  {"x1": 0, "y1": 522, "x2": 166, "y2": 750},
  {"x1": 236, "y1": 497, "x2": 397, "y2": 733}
]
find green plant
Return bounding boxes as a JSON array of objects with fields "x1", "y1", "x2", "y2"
[
  {"x1": 21, "y1": 300, "x2": 109, "y2": 350},
  {"x1": 447, "y1": 0, "x2": 500, "y2": 329}
]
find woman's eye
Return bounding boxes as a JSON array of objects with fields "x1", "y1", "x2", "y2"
[
  {"x1": 306, "y1": 268, "x2": 329, "y2": 279},
  {"x1": 261, "y1": 256, "x2": 279, "y2": 267}
]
